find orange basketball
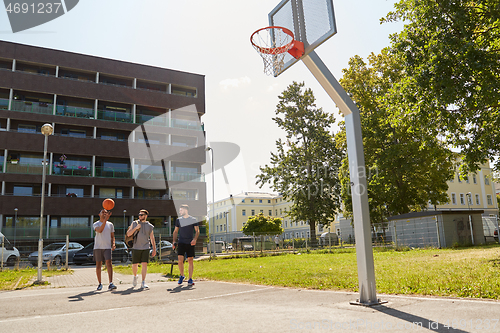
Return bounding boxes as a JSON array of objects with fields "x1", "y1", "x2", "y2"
[{"x1": 102, "y1": 198, "x2": 115, "y2": 210}]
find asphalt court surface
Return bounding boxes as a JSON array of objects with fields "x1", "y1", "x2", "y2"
[{"x1": 1, "y1": 273, "x2": 500, "y2": 333}]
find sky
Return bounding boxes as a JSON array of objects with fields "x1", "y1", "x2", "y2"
[{"x1": 0, "y1": 0, "x2": 405, "y2": 202}]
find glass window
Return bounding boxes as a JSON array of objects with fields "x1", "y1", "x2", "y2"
[
  {"x1": 242, "y1": 210, "x2": 246, "y2": 216},
  {"x1": 259, "y1": 200, "x2": 262, "y2": 203},
  {"x1": 460, "y1": 193, "x2": 465, "y2": 205},
  {"x1": 251, "y1": 199, "x2": 254, "y2": 203},
  {"x1": 451, "y1": 193, "x2": 457, "y2": 205},
  {"x1": 487, "y1": 195, "x2": 493, "y2": 205},
  {"x1": 171, "y1": 135, "x2": 197, "y2": 147},
  {"x1": 13, "y1": 185, "x2": 33, "y2": 196},
  {"x1": 475, "y1": 194, "x2": 480, "y2": 205},
  {"x1": 485, "y1": 176, "x2": 490, "y2": 185},
  {"x1": 61, "y1": 217, "x2": 89, "y2": 227},
  {"x1": 171, "y1": 189, "x2": 198, "y2": 200},
  {"x1": 251, "y1": 210, "x2": 255, "y2": 215},
  {"x1": 136, "y1": 189, "x2": 159, "y2": 199},
  {"x1": 18, "y1": 124, "x2": 36, "y2": 133},
  {"x1": 66, "y1": 187, "x2": 84, "y2": 197},
  {"x1": 269, "y1": 210, "x2": 272, "y2": 216},
  {"x1": 20, "y1": 154, "x2": 43, "y2": 165},
  {"x1": 473, "y1": 174, "x2": 477, "y2": 184}
]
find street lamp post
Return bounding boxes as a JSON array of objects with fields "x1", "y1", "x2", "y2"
[
  {"x1": 37, "y1": 123, "x2": 53, "y2": 283},
  {"x1": 466, "y1": 192, "x2": 475, "y2": 245},
  {"x1": 205, "y1": 146, "x2": 215, "y2": 258},
  {"x1": 14, "y1": 208, "x2": 18, "y2": 247},
  {"x1": 123, "y1": 209, "x2": 127, "y2": 233}
]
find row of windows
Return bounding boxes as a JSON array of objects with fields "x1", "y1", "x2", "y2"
[
  {"x1": 452, "y1": 172, "x2": 490, "y2": 185},
  {"x1": 450, "y1": 193, "x2": 494, "y2": 206}
]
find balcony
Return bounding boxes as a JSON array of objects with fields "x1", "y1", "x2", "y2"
[
  {"x1": 170, "y1": 172, "x2": 205, "y2": 182},
  {"x1": 171, "y1": 118, "x2": 203, "y2": 131},
  {"x1": 0, "y1": 98, "x2": 8, "y2": 110},
  {"x1": 97, "y1": 110, "x2": 133, "y2": 123},
  {"x1": 11, "y1": 100, "x2": 53, "y2": 115},
  {"x1": 95, "y1": 166, "x2": 132, "y2": 179},
  {"x1": 5, "y1": 162, "x2": 49, "y2": 175},
  {"x1": 52, "y1": 165, "x2": 92, "y2": 177},
  {"x1": 55, "y1": 105, "x2": 94, "y2": 119},
  {"x1": 1, "y1": 227, "x2": 91, "y2": 240},
  {"x1": 136, "y1": 114, "x2": 168, "y2": 127}
]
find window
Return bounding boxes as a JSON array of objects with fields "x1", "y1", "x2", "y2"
[
  {"x1": 171, "y1": 189, "x2": 198, "y2": 200},
  {"x1": 13, "y1": 185, "x2": 33, "y2": 196},
  {"x1": 259, "y1": 200, "x2": 262, "y2": 203},
  {"x1": 285, "y1": 221, "x2": 288, "y2": 228},
  {"x1": 457, "y1": 173, "x2": 462, "y2": 183},
  {"x1": 460, "y1": 193, "x2": 465, "y2": 205},
  {"x1": 18, "y1": 124, "x2": 36, "y2": 133},
  {"x1": 269, "y1": 210, "x2": 272, "y2": 216},
  {"x1": 242, "y1": 199, "x2": 245, "y2": 203},
  {"x1": 487, "y1": 195, "x2": 493, "y2": 205},
  {"x1": 275, "y1": 210, "x2": 277, "y2": 216},
  {"x1": 451, "y1": 193, "x2": 457, "y2": 205},
  {"x1": 473, "y1": 174, "x2": 477, "y2": 184},
  {"x1": 242, "y1": 210, "x2": 246, "y2": 216},
  {"x1": 216, "y1": 226, "x2": 219, "y2": 232},
  {"x1": 475, "y1": 194, "x2": 480, "y2": 205},
  {"x1": 61, "y1": 217, "x2": 88, "y2": 227},
  {"x1": 99, "y1": 188, "x2": 123, "y2": 198},
  {"x1": 251, "y1": 210, "x2": 255, "y2": 215},
  {"x1": 251, "y1": 199, "x2": 254, "y2": 203},
  {"x1": 268, "y1": 200, "x2": 271, "y2": 203},
  {"x1": 485, "y1": 176, "x2": 490, "y2": 185},
  {"x1": 66, "y1": 187, "x2": 84, "y2": 197},
  {"x1": 465, "y1": 175, "x2": 469, "y2": 183},
  {"x1": 280, "y1": 209, "x2": 282, "y2": 215},
  {"x1": 260, "y1": 210, "x2": 263, "y2": 214}
]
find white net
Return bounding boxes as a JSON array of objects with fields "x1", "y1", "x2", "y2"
[{"x1": 251, "y1": 27, "x2": 294, "y2": 76}]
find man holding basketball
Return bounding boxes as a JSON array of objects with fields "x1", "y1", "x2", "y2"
[
  {"x1": 127, "y1": 209, "x2": 156, "y2": 289},
  {"x1": 93, "y1": 209, "x2": 117, "y2": 291},
  {"x1": 172, "y1": 204, "x2": 199, "y2": 286}
]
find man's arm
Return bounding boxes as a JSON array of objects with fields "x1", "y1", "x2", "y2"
[
  {"x1": 126, "y1": 221, "x2": 140, "y2": 237},
  {"x1": 191, "y1": 226, "x2": 200, "y2": 246},
  {"x1": 111, "y1": 231, "x2": 116, "y2": 250},
  {"x1": 95, "y1": 221, "x2": 106, "y2": 233},
  {"x1": 172, "y1": 226, "x2": 179, "y2": 250},
  {"x1": 150, "y1": 230, "x2": 156, "y2": 257}
]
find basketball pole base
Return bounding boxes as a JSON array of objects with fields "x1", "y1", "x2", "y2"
[{"x1": 350, "y1": 299, "x2": 388, "y2": 307}]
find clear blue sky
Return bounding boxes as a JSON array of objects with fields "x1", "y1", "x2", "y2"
[{"x1": 0, "y1": 0, "x2": 404, "y2": 201}]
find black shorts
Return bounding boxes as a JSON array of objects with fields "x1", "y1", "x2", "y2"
[
  {"x1": 94, "y1": 249, "x2": 111, "y2": 262},
  {"x1": 177, "y1": 243, "x2": 195, "y2": 258},
  {"x1": 132, "y1": 249, "x2": 150, "y2": 264}
]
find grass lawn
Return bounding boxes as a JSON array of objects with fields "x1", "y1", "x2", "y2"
[
  {"x1": 0, "y1": 268, "x2": 72, "y2": 290},
  {"x1": 115, "y1": 245, "x2": 500, "y2": 299}
]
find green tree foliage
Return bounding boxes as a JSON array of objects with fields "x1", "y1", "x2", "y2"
[
  {"x1": 382, "y1": 0, "x2": 500, "y2": 172},
  {"x1": 256, "y1": 82, "x2": 342, "y2": 246},
  {"x1": 242, "y1": 213, "x2": 284, "y2": 253},
  {"x1": 337, "y1": 50, "x2": 455, "y2": 222},
  {"x1": 241, "y1": 213, "x2": 284, "y2": 236}
]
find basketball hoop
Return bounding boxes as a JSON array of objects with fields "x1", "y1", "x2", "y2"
[{"x1": 250, "y1": 26, "x2": 304, "y2": 76}]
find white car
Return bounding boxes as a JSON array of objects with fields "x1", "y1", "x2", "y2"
[{"x1": 0, "y1": 232, "x2": 20, "y2": 265}]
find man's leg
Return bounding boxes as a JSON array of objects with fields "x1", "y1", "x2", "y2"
[
  {"x1": 96, "y1": 261, "x2": 102, "y2": 284},
  {"x1": 187, "y1": 257, "x2": 194, "y2": 279},
  {"x1": 132, "y1": 263, "x2": 138, "y2": 276},
  {"x1": 178, "y1": 255, "x2": 185, "y2": 277},
  {"x1": 105, "y1": 259, "x2": 113, "y2": 283},
  {"x1": 141, "y1": 262, "x2": 148, "y2": 281}
]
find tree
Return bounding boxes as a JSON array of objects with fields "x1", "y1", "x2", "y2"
[
  {"x1": 382, "y1": 0, "x2": 500, "y2": 173},
  {"x1": 256, "y1": 82, "x2": 342, "y2": 247},
  {"x1": 242, "y1": 213, "x2": 283, "y2": 253},
  {"x1": 336, "y1": 49, "x2": 455, "y2": 222}
]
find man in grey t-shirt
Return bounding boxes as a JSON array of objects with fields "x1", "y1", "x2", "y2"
[
  {"x1": 126, "y1": 209, "x2": 156, "y2": 289},
  {"x1": 93, "y1": 209, "x2": 117, "y2": 291}
]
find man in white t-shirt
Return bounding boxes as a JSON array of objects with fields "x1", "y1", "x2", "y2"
[{"x1": 93, "y1": 209, "x2": 117, "y2": 291}]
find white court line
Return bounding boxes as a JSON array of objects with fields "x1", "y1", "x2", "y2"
[
  {"x1": 0, "y1": 306, "x2": 135, "y2": 323},
  {"x1": 0, "y1": 289, "x2": 78, "y2": 300},
  {"x1": 184, "y1": 286, "x2": 273, "y2": 302}
]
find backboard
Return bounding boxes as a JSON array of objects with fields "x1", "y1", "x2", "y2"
[{"x1": 268, "y1": 0, "x2": 337, "y2": 76}]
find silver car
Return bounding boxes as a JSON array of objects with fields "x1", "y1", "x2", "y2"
[{"x1": 28, "y1": 242, "x2": 84, "y2": 266}]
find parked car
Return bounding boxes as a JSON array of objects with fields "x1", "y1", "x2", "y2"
[
  {"x1": 0, "y1": 232, "x2": 20, "y2": 265},
  {"x1": 151, "y1": 240, "x2": 175, "y2": 262},
  {"x1": 28, "y1": 242, "x2": 84, "y2": 266},
  {"x1": 73, "y1": 241, "x2": 130, "y2": 265}
]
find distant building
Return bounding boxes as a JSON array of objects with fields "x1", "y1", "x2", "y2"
[{"x1": 207, "y1": 192, "x2": 335, "y2": 243}]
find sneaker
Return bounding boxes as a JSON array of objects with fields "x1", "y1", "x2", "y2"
[
  {"x1": 141, "y1": 281, "x2": 149, "y2": 289},
  {"x1": 133, "y1": 276, "x2": 138, "y2": 287},
  {"x1": 188, "y1": 278, "x2": 194, "y2": 286},
  {"x1": 178, "y1": 275, "x2": 185, "y2": 285},
  {"x1": 97, "y1": 283, "x2": 103, "y2": 291},
  {"x1": 108, "y1": 282, "x2": 117, "y2": 290}
]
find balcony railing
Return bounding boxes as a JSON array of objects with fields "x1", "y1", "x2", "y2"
[
  {"x1": 171, "y1": 118, "x2": 203, "y2": 131},
  {"x1": 10, "y1": 100, "x2": 54, "y2": 115},
  {"x1": 97, "y1": 110, "x2": 133, "y2": 123},
  {"x1": 0, "y1": 98, "x2": 8, "y2": 110},
  {"x1": 170, "y1": 172, "x2": 205, "y2": 182},
  {"x1": 136, "y1": 114, "x2": 168, "y2": 127},
  {"x1": 95, "y1": 166, "x2": 132, "y2": 179},
  {"x1": 56, "y1": 105, "x2": 94, "y2": 119},
  {"x1": 5, "y1": 162, "x2": 50, "y2": 175},
  {"x1": 52, "y1": 165, "x2": 92, "y2": 177},
  {"x1": 1, "y1": 227, "x2": 91, "y2": 240}
]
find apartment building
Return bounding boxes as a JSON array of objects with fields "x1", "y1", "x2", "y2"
[
  {"x1": 0, "y1": 41, "x2": 207, "y2": 252},
  {"x1": 208, "y1": 192, "x2": 335, "y2": 242}
]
